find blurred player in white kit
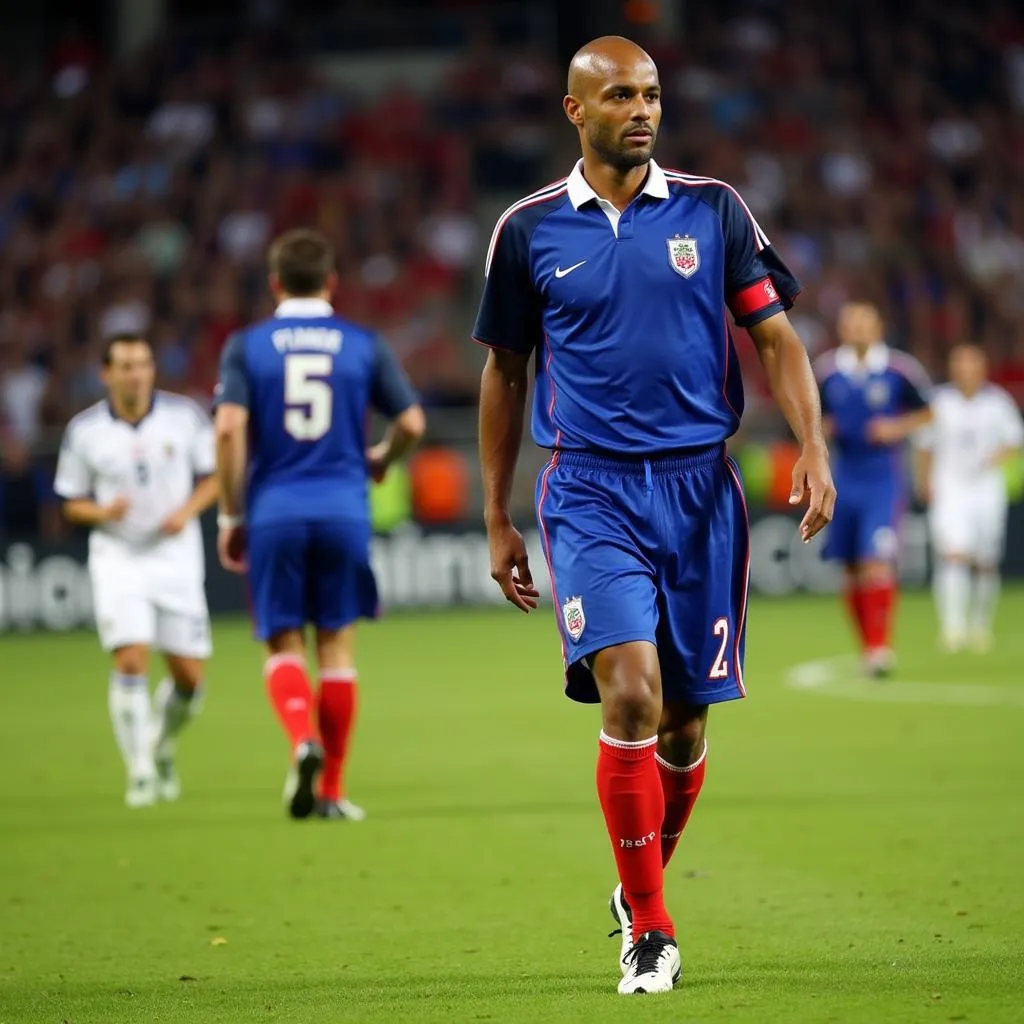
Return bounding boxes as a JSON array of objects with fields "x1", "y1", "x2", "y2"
[
  {"x1": 916, "y1": 344, "x2": 1024, "y2": 652},
  {"x1": 54, "y1": 334, "x2": 219, "y2": 806}
]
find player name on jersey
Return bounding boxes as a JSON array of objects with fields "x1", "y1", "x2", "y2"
[{"x1": 271, "y1": 326, "x2": 343, "y2": 353}]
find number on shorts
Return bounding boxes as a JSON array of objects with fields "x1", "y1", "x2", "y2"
[
  {"x1": 284, "y1": 353, "x2": 333, "y2": 441},
  {"x1": 709, "y1": 616, "x2": 730, "y2": 679}
]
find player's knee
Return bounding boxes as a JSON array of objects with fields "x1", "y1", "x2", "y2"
[
  {"x1": 113, "y1": 645, "x2": 148, "y2": 676},
  {"x1": 608, "y1": 688, "x2": 660, "y2": 738},
  {"x1": 859, "y1": 560, "x2": 894, "y2": 584},
  {"x1": 658, "y1": 714, "x2": 707, "y2": 766},
  {"x1": 593, "y1": 650, "x2": 661, "y2": 737},
  {"x1": 267, "y1": 629, "x2": 305, "y2": 657},
  {"x1": 316, "y1": 625, "x2": 356, "y2": 671},
  {"x1": 170, "y1": 659, "x2": 204, "y2": 692}
]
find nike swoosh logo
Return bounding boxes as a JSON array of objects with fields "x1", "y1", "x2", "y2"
[{"x1": 554, "y1": 260, "x2": 587, "y2": 278}]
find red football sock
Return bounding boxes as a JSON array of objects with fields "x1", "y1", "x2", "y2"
[
  {"x1": 317, "y1": 670, "x2": 358, "y2": 802},
  {"x1": 844, "y1": 585, "x2": 868, "y2": 650},
  {"x1": 657, "y1": 742, "x2": 707, "y2": 867},
  {"x1": 861, "y1": 580, "x2": 896, "y2": 650},
  {"x1": 596, "y1": 732, "x2": 673, "y2": 938},
  {"x1": 264, "y1": 654, "x2": 315, "y2": 751}
]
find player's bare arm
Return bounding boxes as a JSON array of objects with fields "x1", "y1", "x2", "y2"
[
  {"x1": 867, "y1": 406, "x2": 933, "y2": 445},
  {"x1": 214, "y1": 402, "x2": 249, "y2": 572},
  {"x1": 161, "y1": 474, "x2": 219, "y2": 536},
  {"x1": 366, "y1": 403, "x2": 427, "y2": 482},
  {"x1": 479, "y1": 348, "x2": 539, "y2": 613},
  {"x1": 914, "y1": 445, "x2": 933, "y2": 504},
  {"x1": 62, "y1": 494, "x2": 129, "y2": 526},
  {"x1": 749, "y1": 311, "x2": 836, "y2": 541},
  {"x1": 986, "y1": 443, "x2": 1024, "y2": 468}
]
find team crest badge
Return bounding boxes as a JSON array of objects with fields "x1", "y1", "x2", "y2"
[
  {"x1": 866, "y1": 380, "x2": 890, "y2": 408},
  {"x1": 667, "y1": 235, "x2": 700, "y2": 278},
  {"x1": 164, "y1": 442, "x2": 175, "y2": 459},
  {"x1": 562, "y1": 595, "x2": 586, "y2": 641}
]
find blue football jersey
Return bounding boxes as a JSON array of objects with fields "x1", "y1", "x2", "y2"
[
  {"x1": 472, "y1": 159, "x2": 800, "y2": 454},
  {"x1": 214, "y1": 298, "x2": 417, "y2": 527},
  {"x1": 815, "y1": 344, "x2": 931, "y2": 486}
]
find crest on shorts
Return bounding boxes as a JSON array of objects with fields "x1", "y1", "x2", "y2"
[
  {"x1": 164, "y1": 442, "x2": 175, "y2": 459},
  {"x1": 667, "y1": 235, "x2": 700, "y2": 278},
  {"x1": 562, "y1": 595, "x2": 586, "y2": 641},
  {"x1": 872, "y1": 527, "x2": 898, "y2": 560}
]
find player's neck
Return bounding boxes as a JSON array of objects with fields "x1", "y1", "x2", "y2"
[
  {"x1": 109, "y1": 394, "x2": 151, "y2": 425},
  {"x1": 580, "y1": 155, "x2": 649, "y2": 212},
  {"x1": 851, "y1": 342, "x2": 882, "y2": 362},
  {"x1": 276, "y1": 289, "x2": 332, "y2": 306}
]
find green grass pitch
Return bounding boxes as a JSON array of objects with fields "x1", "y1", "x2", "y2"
[{"x1": 1, "y1": 590, "x2": 1022, "y2": 1023}]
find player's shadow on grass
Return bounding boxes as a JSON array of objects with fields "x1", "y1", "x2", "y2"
[
  {"x1": 6, "y1": 798, "x2": 598, "y2": 834},
  {"x1": 369, "y1": 799, "x2": 596, "y2": 822}
]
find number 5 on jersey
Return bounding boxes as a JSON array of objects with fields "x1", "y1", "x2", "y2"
[{"x1": 285, "y1": 353, "x2": 333, "y2": 440}]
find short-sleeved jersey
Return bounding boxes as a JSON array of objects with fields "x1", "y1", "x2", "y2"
[
  {"x1": 815, "y1": 344, "x2": 931, "y2": 486},
  {"x1": 214, "y1": 298, "x2": 417, "y2": 528},
  {"x1": 472, "y1": 159, "x2": 800, "y2": 454},
  {"x1": 54, "y1": 391, "x2": 215, "y2": 567},
  {"x1": 917, "y1": 383, "x2": 1024, "y2": 498}
]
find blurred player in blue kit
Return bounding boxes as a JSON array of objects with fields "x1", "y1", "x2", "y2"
[
  {"x1": 814, "y1": 301, "x2": 932, "y2": 675},
  {"x1": 475, "y1": 37, "x2": 835, "y2": 994},
  {"x1": 214, "y1": 230, "x2": 424, "y2": 819}
]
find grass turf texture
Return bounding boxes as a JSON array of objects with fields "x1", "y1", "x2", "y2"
[{"x1": 1, "y1": 591, "x2": 1022, "y2": 1023}]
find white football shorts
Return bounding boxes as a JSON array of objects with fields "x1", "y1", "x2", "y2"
[
  {"x1": 930, "y1": 489, "x2": 1008, "y2": 565},
  {"x1": 89, "y1": 550, "x2": 212, "y2": 658}
]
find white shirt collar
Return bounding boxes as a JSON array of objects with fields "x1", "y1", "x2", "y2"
[
  {"x1": 566, "y1": 158, "x2": 669, "y2": 210},
  {"x1": 835, "y1": 343, "x2": 889, "y2": 376},
  {"x1": 275, "y1": 298, "x2": 334, "y2": 318}
]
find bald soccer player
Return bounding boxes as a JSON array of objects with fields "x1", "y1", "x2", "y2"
[{"x1": 474, "y1": 37, "x2": 835, "y2": 995}]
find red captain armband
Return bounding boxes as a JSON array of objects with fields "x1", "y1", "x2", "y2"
[{"x1": 728, "y1": 277, "x2": 782, "y2": 320}]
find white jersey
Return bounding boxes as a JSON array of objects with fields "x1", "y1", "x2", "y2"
[
  {"x1": 54, "y1": 391, "x2": 216, "y2": 576},
  {"x1": 919, "y1": 384, "x2": 1024, "y2": 501}
]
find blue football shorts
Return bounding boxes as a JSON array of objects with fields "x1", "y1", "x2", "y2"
[
  {"x1": 822, "y1": 479, "x2": 904, "y2": 565},
  {"x1": 535, "y1": 444, "x2": 750, "y2": 706},
  {"x1": 247, "y1": 518, "x2": 378, "y2": 640}
]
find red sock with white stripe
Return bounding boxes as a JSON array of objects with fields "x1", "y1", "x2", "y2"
[
  {"x1": 317, "y1": 669, "x2": 358, "y2": 802},
  {"x1": 657, "y1": 742, "x2": 707, "y2": 867},
  {"x1": 844, "y1": 585, "x2": 868, "y2": 650},
  {"x1": 596, "y1": 732, "x2": 673, "y2": 938},
  {"x1": 861, "y1": 579, "x2": 897, "y2": 652},
  {"x1": 264, "y1": 654, "x2": 315, "y2": 752}
]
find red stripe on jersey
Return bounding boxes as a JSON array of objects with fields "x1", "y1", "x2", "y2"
[
  {"x1": 729, "y1": 277, "x2": 781, "y2": 320},
  {"x1": 535, "y1": 452, "x2": 566, "y2": 664},
  {"x1": 663, "y1": 170, "x2": 769, "y2": 251},
  {"x1": 543, "y1": 334, "x2": 562, "y2": 448},
  {"x1": 483, "y1": 181, "x2": 568, "y2": 277}
]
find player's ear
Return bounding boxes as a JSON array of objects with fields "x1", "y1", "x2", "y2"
[
  {"x1": 324, "y1": 270, "x2": 338, "y2": 300},
  {"x1": 563, "y1": 94, "x2": 584, "y2": 128},
  {"x1": 268, "y1": 273, "x2": 283, "y2": 301}
]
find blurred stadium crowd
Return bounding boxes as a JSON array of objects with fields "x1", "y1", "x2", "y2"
[{"x1": 2, "y1": 0, "x2": 1023, "y2": 537}]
